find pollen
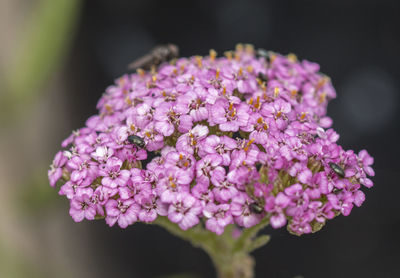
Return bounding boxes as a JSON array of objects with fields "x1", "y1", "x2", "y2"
[
  {"x1": 235, "y1": 43, "x2": 244, "y2": 52},
  {"x1": 245, "y1": 44, "x2": 254, "y2": 54},
  {"x1": 260, "y1": 82, "x2": 267, "y2": 91},
  {"x1": 117, "y1": 77, "x2": 125, "y2": 86},
  {"x1": 152, "y1": 75, "x2": 157, "y2": 82},
  {"x1": 222, "y1": 87, "x2": 227, "y2": 95},
  {"x1": 238, "y1": 67, "x2": 243, "y2": 76},
  {"x1": 195, "y1": 56, "x2": 203, "y2": 68},
  {"x1": 316, "y1": 77, "x2": 328, "y2": 91},
  {"x1": 125, "y1": 96, "x2": 132, "y2": 105},
  {"x1": 169, "y1": 180, "x2": 177, "y2": 189},
  {"x1": 209, "y1": 49, "x2": 217, "y2": 61},
  {"x1": 216, "y1": 69, "x2": 220, "y2": 79},
  {"x1": 249, "y1": 98, "x2": 254, "y2": 105},
  {"x1": 274, "y1": 87, "x2": 280, "y2": 98},
  {"x1": 130, "y1": 124, "x2": 136, "y2": 131},
  {"x1": 319, "y1": 92, "x2": 326, "y2": 103},
  {"x1": 291, "y1": 90, "x2": 298, "y2": 98},
  {"x1": 247, "y1": 138, "x2": 255, "y2": 146},
  {"x1": 246, "y1": 65, "x2": 254, "y2": 73},
  {"x1": 105, "y1": 104, "x2": 113, "y2": 113},
  {"x1": 254, "y1": 96, "x2": 261, "y2": 109},
  {"x1": 137, "y1": 68, "x2": 145, "y2": 76},
  {"x1": 243, "y1": 138, "x2": 255, "y2": 152},
  {"x1": 228, "y1": 102, "x2": 234, "y2": 111},
  {"x1": 287, "y1": 53, "x2": 298, "y2": 63},
  {"x1": 224, "y1": 51, "x2": 233, "y2": 60},
  {"x1": 270, "y1": 53, "x2": 277, "y2": 63},
  {"x1": 264, "y1": 93, "x2": 271, "y2": 101}
]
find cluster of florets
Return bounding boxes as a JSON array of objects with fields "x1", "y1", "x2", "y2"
[{"x1": 48, "y1": 45, "x2": 374, "y2": 235}]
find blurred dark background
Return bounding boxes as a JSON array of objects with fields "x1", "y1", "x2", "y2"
[{"x1": 1, "y1": 0, "x2": 399, "y2": 277}]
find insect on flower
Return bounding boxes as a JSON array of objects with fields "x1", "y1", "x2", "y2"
[
  {"x1": 128, "y1": 44, "x2": 179, "y2": 70},
  {"x1": 127, "y1": 135, "x2": 146, "y2": 149},
  {"x1": 249, "y1": 202, "x2": 264, "y2": 214},
  {"x1": 257, "y1": 72, "x2": 268, "y2": 82},
  {"x1": 329, "y1": 162, "x2": 345, "y2": 178}
]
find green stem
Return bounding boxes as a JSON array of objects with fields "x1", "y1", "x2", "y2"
[
  {"x1": 210, "y1": 250, "x2": 255, "y2": 278},
  {"x1": 153, "y1": 217, "x2": 270, "y2": 278}
]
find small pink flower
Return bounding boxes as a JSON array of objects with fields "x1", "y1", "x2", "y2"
[
  {"x1": 137, "y1": 194, "x2": 167, "y2": 223},
  {"x1": 265, "y1": 192, "x2": 290, "y2": 229},
  {"x1": 209, "y1": 98, "x2": 250, "y2": 132},
  {"x1": 203, "y1": 203, "x2": 233, "y2": 235},
  {"x1": 176, "y1": 125, "x2": 209, "y2": 155},
  {"x1": 48, "y1": 151, "x2": 68, "y2": 187},
  {"x1": 105, "y1": 199, "x2": 140, "y2": 228},
  {"x1": 261, "y1": 98, "x2": 291, "y2": 129},
  {"x1": 92, "y1": 146, "x2": 114, "y2": 162},
  {"x1": 168, "y1": 192, "x2": 202, "y2": 230},
  {"x1": 99, "y1": 157, "x2": 130, "y2": 188},
  {"x1": 69, "y1": 194, "x2": 97, "y2": 222},
  {"x1": 195, "y1": 154, "x2": 225, "y2": 186},
  {"x1": 231, "y1": 193, "x2": 262, "y2": 228},
  {"x1": 198, "y1": 135, "x2": 236, "y2": 165}
]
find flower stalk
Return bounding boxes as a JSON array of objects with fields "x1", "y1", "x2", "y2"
[{"x1": 154, "y1": 216, "x2": 270, "y2": 278}]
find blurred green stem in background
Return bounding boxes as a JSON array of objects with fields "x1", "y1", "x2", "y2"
[
  {"x1": 0, "y1": 1, "x2": 81, "y2": 276},
  {"x1": 19, "y1": 164, "x2": 59, "y2": 214},
  {"x1": 0, "y1": 238, "x2": 43, "y2": 278},
  {"x1": 1, "y1": 0, "x2": 82, "y2": 123}
]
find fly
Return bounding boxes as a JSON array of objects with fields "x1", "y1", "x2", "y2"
[
  {"x1": 128, "y1": 44, "x2": 179, "y2": 70},
  {"x1": 329, "y1": 162, "x2": 345, "y2": 178},
  {"x1": 127, "y1": 135, "x2": 146, "y2": 148},
  {"x1": 249, "y1": 202, "x2": 264, "y2": 214}
]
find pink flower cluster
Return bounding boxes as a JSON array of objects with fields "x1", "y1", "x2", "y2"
[{"x1": 49, "y1": 45, "x2": 374, "y2": 235}]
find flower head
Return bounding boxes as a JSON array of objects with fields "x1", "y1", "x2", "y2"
[{"x1": 49, "y1": 45, "x2": 374, "y2": 236}]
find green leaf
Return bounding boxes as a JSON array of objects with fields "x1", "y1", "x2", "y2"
[
  {"x1": 232, "y1": 217, "x2": 269, "y2": 253},
  {"x1": 245, "y1": 234, "x2": 270, "y2": 253}
]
